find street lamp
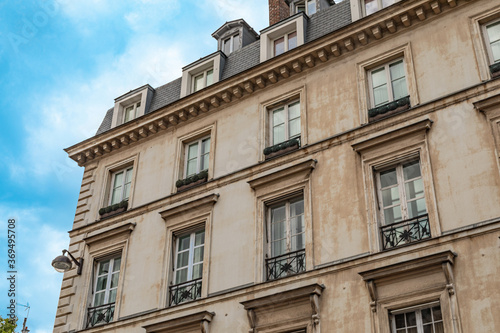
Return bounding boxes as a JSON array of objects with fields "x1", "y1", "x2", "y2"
[{"x1": 51, "y1": 250, "x2": 83, "y2": 275}]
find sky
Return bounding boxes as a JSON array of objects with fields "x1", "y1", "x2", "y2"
[{"x1": 0, "y1": 1, "x2": 269, "y2": 332}]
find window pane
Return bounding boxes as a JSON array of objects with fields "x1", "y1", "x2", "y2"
[
  {"x1": 432, "y1": 306, "x2": 442, "y2": 321},
  {"x1": 406, "y1": 311, "x2": 417, "y2": 326},
  {"x1": 123, "y1": 183, "x2": 131, "y2": 201},
  {"x1": 272, "y1": 221, "x2": 286, "y2": 241},
  {"x1": 405, "y1": 178, "x2": 424, "y2": 200},
  {"x1": 110, "y1": 272, "x2": 119, "y2": 288},
  {"x1": 382, "y1": 0, "x2": 396, "y2": 8},
  {"x1": 111, "y1": 187, "x2": 122, "y2": 205},
  {"x1": 384, "y1": 206, "x2": 402, "y2": 224},
  {"x1": 373, "y1": 85, "x2": 389, "y2": 106},
  {"x1": 124, "y1": 106, "x2": 134, "y2": 122},
  {"x1": 177, "y1": 251, "x2": 189, "y2": 268},
  {"x1": 390, "y1": 61, "x2": 405, "y2": 80},
  {"x1": 108, "y1": 289, "x2": 117, "y2": 303},
  {"x1": 187, "y1": 159, "x2": 197, "y2": 176},
  {"x1": 194, "y1": 247, "x2": 204, "y2": 263},
  {"x1": 175, "y1": 267, "x2": 188, "y2": 283},
  {"x1": 223, "y1": 38, "x2": 231, "y2": 54},
  {"x1": 403, "y1": 161, "x2": 421, "y2": 180},
  {"x1": 421, "y1": 308, "x2": 432, "y2": 324},
  {"x1": 395, "y1": 314, "x2": 406, "y2": 328},
  {"x1": 288, "y1": 32, "x2": 297, "y2": 50},
  {"x1": 98, "y1": 260, "x2": 110, "y2": 275},
  {"x1": 195, "y1": 231, "x2": 205, "y2": 246},
  {"x1": 274, "y1": 37, "x2": 285, "y2": 56},
  {"x1": 290, "y1": 199, "x2": 304, "y2": 216},
  {"x1": 491, "y1": 41, "x2": 500, "y2": 63},
  {"x1": 125, "y1": 168, "x2": 133, "y2": 183},
  {"x1": 289, "y1": 118, "x2": 301, "y2": 138},
  {"x1": 291, "y1": 215, "x2": 305, "y2": 235},
  {"x1": 297, "y1": 4, "x2": 306, "y2": 13},
  {"x1": 273, "y1": 107, "x2": 285, "y2": 124},
  {"x1": 96, "y1": 276, "x2": 108, "y2": 292},
  {"x1": 307, "y1": 0, "x2": 316, "y2": 15},
  {"x1": 288, "y1": 101, "x2": 300, "y2": 119},
  {"x1": 202, "y1": 138, "x2": 211, "y2": 154},
  {"x1": 382, "y1": 187, "x2": 400, "y2": 207},
  {"x1": 364, "y1": 0, "x2": 378, "y2": 15},
  {"x1": 434, "y1": 322, "x2": 445, "y2": 333},
  {"x1": 392, "y1": 77, "x2": 408, "y2": 100},
  {"x1": 380, "y1": 169, "x2": 397, "y2": 187},
  {"x1": 113, "y1": 172, "x2": 124, "y2": 189},
  {"x1": 271, "y1": 205, "x2": 286, "y2": 223},
  {"x1": 201, "y1": 153, "x2": 209, "y2": 171},
  {"x1": 112, "y1": 258, "x2": 121, "y2": 272},
  {"x1": 272, "y1": 239, "x2": 286, "y2": 256},
  {"x1": 486, "y1": 21, "x2": 500, "y2": 44},
  {"x1": 206, "y1": 69, "x2": 213, "y2": 86},
  {"x1": 233, "y1": 34, "x2": 240, "y2": 51},
  {"x1": 178, "y1": 235, "x2": 191, "y2": 251},
  {"x1": 193, "y1": 73, "x2": 203, "y2": 92},
  {"x1": 407, "y1": 198, "x2": 427, "y2": 218},
  {"x1": 292, "y1": 233, "x2": 305, "y2": 251},
  {"x1": 135, "y1": 102, "x2": 141, "y2": 118},
  {"x1": 371, "y1": 67, "x2": 387, "y2": 87},
  {"x1": 188, "y1": 142, "x2": 198, "y2": 159},
  {"x1": 192, "y1": 263, "x2": 203, "y2": 279},
  {"x1": 273, "y1": 124, "x2": 286, "y2": 144},
  {"x1": 94, "y1": 292, "x2": 106, "y2": 306}
]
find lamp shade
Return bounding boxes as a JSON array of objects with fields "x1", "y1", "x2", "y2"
[{"x1": 51, "y1": 255, "x2": 72, "y2": 273}]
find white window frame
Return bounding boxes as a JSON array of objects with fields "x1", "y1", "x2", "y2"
[
  {"x1": 375, "y1": 159, "x2": 427, "y2": 226},
  {"x1": 269, "y1": 99, "x2": 301, "y2": 146},
  {"x1": 183, "y1": 136, "x2": 211, "y2": 178},
  {"x1": 92, "y1": 256, "x2": 121, "y2": 307},
  {"x1": 122, "y1": 101, "x2": 141, "y2": 123},
  {"x1": 368, "y1": 58, "x2": 408, "y2": 108},
  {"x1": 390, "y1": 301, "x2": 444, "y2": 333},
  {"x1": 192, "y1": 68, "x2": 214, "y2": 93},
  {"x1": 267, "y1": 196, "x2": 305, "y2": 258},
  {"x1": 273, "y1": 31, "x2": 297, "y2": 57},
  {"x1": 173, "y1": 229, "x2": 205, "y2": 285},
  {"x1": 109, "y1": 166, "x2": 133, "y2": 205},
  {"x1": 223, "y1": 33, "x2": 240, "y2": 55},
  {"x1": 362, "y1": 0, "x2": 397, "y2": 17},
  {"x1": 482, "y1": 18, "x2": 500, "y2": 65},
  {"x1": 293, "y1": 0, "x2": 316, "y2": 16}
]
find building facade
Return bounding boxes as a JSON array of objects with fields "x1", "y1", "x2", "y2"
[{"x1": 54, "y1": 0, "x2": 500, "y2": 332}]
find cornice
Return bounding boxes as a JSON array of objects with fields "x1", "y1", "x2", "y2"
[
  {"x1": 142, "y1": 311, "x2": 215, "y2": 333},
  {"x1": 83, "y1": 222, "x2": 136, "y2": 246},
  {"x1": 65, "y1": 0, "x2": 475, "y2": 166}
]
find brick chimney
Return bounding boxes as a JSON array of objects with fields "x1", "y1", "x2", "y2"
[{"x1": 269, "y1": 0, "x2": 290, "y2": 26}]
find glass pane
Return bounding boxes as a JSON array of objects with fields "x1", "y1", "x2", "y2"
[
  {"x1": 392, "y1": 77, "x2": 408, "y2": 100},
  {"x1": 125, "y1": 168, "x2": 133, "y2": 183},
  {"x1": 223, "y1": 38, "x2": 231, "y2": 54},
  {"x1": 123, "y1": 183, "x2": 131, "y2": 201},
  {"x1": 193, "y1": 246, "x2": 204, "y2": 263},
  {"x1": 206, "y1": 69, "x2": 213, "y2": 86},
  {"x1": 94, "y1": 292, "x2": 105, "y2": 306},
  {"x1": 307, "y1": 0, "x2": 316, "y2": 15},
  {"x1": 274, "y1": 37, "x2": 285, "y2": 56},
  {"x1": 433, "y1": 306, "x2": 442, "y2": 321},
  {"x1": 380, "y1": 168, "x2": 397, "y2": 187},
  {"x1": 112, "y1": 258, "x2": 121, "y2": 272},
  {"x1": 288, "y1": 31, "x2": 297, "y2": 50},
  {"x1": 403, "y1": 161, "x2": 421, "y2": 180},
  {"x1": 434, "y1": 322, "x2": 445, "y2": 333},
  {"x1": 371, "y1": 67, "x2": 387, "y2": 87},
  {"x1": 373, "y1": 85, "x2": 389, "y2": 106},
  {"x1": 422, "y1": 308, "x2": 432, "y2": 324},
  {"x1": 193, "y1": 73, "x2": 203, "y2": 92},
  {"x1": 202, "y1": 138, "x2": 211, "y2": 154},
  {"x1": 108, "y1": 289, "x2": 117, "y2": 303},
  {"x1": 175, "y1": 268, "x2": 188, "y2": 283},
  {"x1": 178, "y1": 235, "x2": 190, "y2": 251},
  {"x1": 390, "y1": 60, "x2": 405, "y2": 80},
  {"x1": 272, "y1": 221, "x2": 286, "y2": 241},
  {"x1": 201, "y1": 153, "x2": 209, "y2": 171},
  {"x1": 96, "y1": 276, "x2": 108, "y2": 292},
  {"x1": 177, "y1": 251, "x2": 189, "y2": 268},
  {"x1": 406, "y1": 311, "x2": 417, "y2": 326},
  {"x1": 289, "y1": 118, "x2": 301, "y2": 138},
  {"x1": 195, "y1": 231, "x2": 205, "y2": 246},
  {"x1": 135, "y1": 102, "x2": 141, "y2": 118},
  {"x1": 110, "y1": 272, "x2": 119, "y2": 288},
  {"x1": 292, "y1": 233, "x2": 305, "y2": 251},
  {"x1": 124, "y1": 106, "x2": 134, "y2": 122},
  {"x1": 111, "y1": 187, "x2": 122, "y2": 205},
  {"x1": 233, "y1": 34, "x2": 240, "y2": 51},
  {"x1": 272, "y1": 239, "x2": 286, "y2": 256},
  {"x1": 193, "y1": 263, "x2": 203, "y2": 279},
  {"x1": 407, "y1": 198, "x2": 427, "y2": 218},
  {"x1": 486, "y1": 21, "x2": 500, "y2": 44},
  {"x1": 364, "y1": 0, "x2": 378, "y2": 15},
  {"x1": 382, "y1": 0, "x2": 396, "y2": 8},
  {"x1": 273, "y1": 124, "x2": 285, "y2": 144},
  {"x1": 273, "y1": 107, "x2": 285, "y2": 125},
  {"x1": 407, "y1": 328, "x2": 418, "y2": 333},
  {"x1": 271, "y1": 205, "x2": 286, "y2": 223},
  {"x1": 382, "y1": 187, "x2": 400, "y2": 207},
  {"x1": 98, "y1": 260, "x2": 110, "y2": 275},
  {"x1": 395, "y1": 314, "x2": 405, "y2": 328},
  {"x1": 423, "y1": 324, "x2": 432, "y2": 333},
  {"x1": 187, "y1": 159, "x2": 197, "y2": 177},
  {"x1": 297, "y1": 4, "x2": 306, "y2": 13},
  {"x1": 291, "y1": 215, "x2": 305, "y2": 235},
  {"x1": 188, "y1": 142, "x2": 198, "y2": 159},
  {"x1": 491, "y1": 41, "x2": 500, "y2": 62},
  {"x1": 384, "y1": 206, "x2": 402, "y2": 224},
  {"x1": 288, "y1": 101, "x2": 300, "y2": 119},
  {"x1": 290, "y1": 199, "x2": 304, "y2": 217},
  {"x1": 405, "y1": 178, "x2": 424, "y2": 200}
]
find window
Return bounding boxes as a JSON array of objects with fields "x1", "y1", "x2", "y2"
[
  {"x1": 369, "y1": 59, "x2": 408, "y2": 108},
  {"x1": 270, "y1": 100, "x2": 301, "y2": 145},
  {"x1": 193, "y1": 68, "x2": 214, "y2": 92},
  {"x1": 184, "y1": 136, "x2": 210, "y2": 178},
  {"x1": 376, "y1": 159, "x2": 430, "y2": 249},
  {"x1": 223, "y1": 34, "x2": 240, "y2": 55},
  {"x1": 109, "y1": 166, "x2": 133, "y2": 205},
  {"x1": 86, "y1": 256, "x2": 121, "y2": 327},
  {"x1": 390, "y1": 302, "x2": 444, "y2": 333},
  {"x1": 294, "y1": 0, "x2": 316, "y2": 15},
  {"x1": 123, "y1": 102, "x2": 141, "y2": 123},
  {"x1": 363, "y1": 0, "x2": 397, "y2": 16},
  {"x1": 274, "y1": 31, "x2": 297, "y2": 56},
  {"x1": 170, "y1": 229, "x2": 205, "y2": 306},
  {"x1": 266, "y1": 196, "x2": 306, "y2": 280},
  {"x1": 484, "y1": 19, "x2": 500, "y2": 64}
]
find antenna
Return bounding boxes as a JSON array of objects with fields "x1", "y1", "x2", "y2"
[{"x1": 16, "y1": 302, "x2": 30, "y2": 333}]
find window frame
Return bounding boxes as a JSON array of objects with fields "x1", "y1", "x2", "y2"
[
  {"x1": 223, "y1": 33, "x2": 240, "y2": 55},
  {"x1": 192, "y1": 68, "x2": 214, "y2": 93},
  {"x1": 389, "y1": 301, "x2": 444, "y2": 333},
  {"x1": 172, "y1": 229, "x2": 205, "y2": 285},
  {"x1": 183, "y1": 135, "x2": 211, "y2": 178},
  {"x1": 482, "y1": 18, "x2": 500, "y2": 65},
  {"x1": 109, "y1": 166, "x2": 133, "y2": 205},
  {"x1": 368, "y1": 58, "x2": 408, "y2": 108},
  {"x1": 269, "y1": 99, "x2": 301, "y2": 146},
  {"x1": 100, "y1": 156, "x2": 138, "y2": 216},
  {"x1": 292, "y1": 0, "x2": 316, "y2": 16},
  {"x1": 362, "y1": 0, "x2": 397, "y2": 17},
  {"x1": 273, "y1": 31, "x2": 297, "y2": 57},
  {"x1": 122, "y1": 101, "x2": 141, "y2": 123}
]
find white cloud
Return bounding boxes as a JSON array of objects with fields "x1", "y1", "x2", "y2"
[
  {"x1": 198, "y1": 0, "x2": 269, "y2": 31},
  {"x1": 124, "y1": 0, "x2": 180, "y2": 32}
]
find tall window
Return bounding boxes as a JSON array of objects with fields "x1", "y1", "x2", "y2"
[
  {"x1": 294, "y1": 0, "x2": 316, "y2": 15},
  {"x1": 123, "y1": 102, "x2": 141, "y2": 123},
  {"x1": 270, "y1": 100, "x2": 300, "y2": 146},
  {"x1": 87, "y1": 256, "x2": 121, "y2": 327},
  {"x1": 364, "y1": 0, "x2": 397, "y2": 16},
  {"x1": 193, "y1": 68, "x2": 214, "y2": 92},
  {"x1": 110, "y1": 167, "x2": 133, "y2": 205},
  {"x1": 376, "y1": 160, "x2": 430, "y2": 249},
  {"x1": 170, "y1": 230, "x2": 205, "y2": 306},
  {"x1": 369, "y1": 59, "x2": 408, "y2": 107},
  {"x1": 184, "y1": 137, "x2": 210, "y2": 177},
  {"x1": 390, "y1": 303, "x2": 444, "y2": 333},
  {"x1": 274, "y1": 31, "x2": 297, "y2": 56},
  {"x1": 484, "y1": 20, "x2": 500, "y2": 64},
  {"x1": 266, "y1": 197, "x2": 305, "y2": 280},
  {"x1": 223, "y1": 34, "x2": 240, "y2": 55}
]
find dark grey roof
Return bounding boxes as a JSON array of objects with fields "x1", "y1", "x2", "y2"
[{"x1": 95, "y1": 2, "x2": 352, "y2": 136}]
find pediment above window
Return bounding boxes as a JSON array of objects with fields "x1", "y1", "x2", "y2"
[
  {"x1": 143, "y1": 311, "x2": 215, "y2": 333},
  {"x1": 247, "y1": 158, "x2": 316, "y2": 191},
  {"x1": 83, "y1": 222, "x2": 136, "y2": 253}
]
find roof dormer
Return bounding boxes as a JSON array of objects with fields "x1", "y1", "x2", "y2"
[
  {"x1": 212, "y1": 19, "x2": 258, "y2": 56},
  {"x1": 111, "y1": 84, "x2": 154, "y2": 128},
  {"x1": 180, "y1": 51, "x2": 227, "y2": 98}
]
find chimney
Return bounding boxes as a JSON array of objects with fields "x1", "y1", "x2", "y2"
[{"x1": 269, "y1": 0, "x2": 290, "y2": 26}]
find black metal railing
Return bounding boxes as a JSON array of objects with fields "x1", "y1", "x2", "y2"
[
  {"x1": 86, "y1": 303, "x2": 115, "y2": 328},
  {"x1": 266, "y1": 249, "x2": 306, "y2": 281},
  {"x1": 169, "y1": 278, "x2": 202, "y2": 306},
  {"x1": 381, "y1": 214, "x2": 431, "y2": 250}
]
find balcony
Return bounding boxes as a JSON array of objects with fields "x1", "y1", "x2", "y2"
[
  {"x1": 266, "y1": 249, "x2": 306, "y2": 281},
  {"x1": 381, "y1": 214, "x2": 431, "y2": 250},
  {"x1": 86, "y1": 303, "x2": 115, "y2": 328},
  {"x1": 169, "y1": 278, "x2": 202, "y2": 306}
]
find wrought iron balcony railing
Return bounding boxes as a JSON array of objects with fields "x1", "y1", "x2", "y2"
[
  {"x1": 266, "y1": 249, "x2": 306, "y2": 281},
  {"x1": 86, "y1": 302, "x2": 115, "y2": 328},
  {"x1": 169, "y1": 278, "x2": 202, "y2": 306},
  {"x1": 381, "y1": 214, "x2": 431, "y2": 250}
]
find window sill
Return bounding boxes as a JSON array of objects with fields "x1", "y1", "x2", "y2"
[
  {"x1": 98, "y1": 201, "x2": 128, "y2": 220},
  {"x1": 368, "y1": 96, "x2": 411, "y2": 122},
  {"x1": 264, "y1": 138, "x2": 300, "y2": 160},
  {"x1": 489, "y1": 62, "x2": 500, "y2": 78}
]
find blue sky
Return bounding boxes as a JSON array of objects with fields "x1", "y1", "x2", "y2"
[{"x1": 0, "y1": 1, "x2": 269, "y2": 332}]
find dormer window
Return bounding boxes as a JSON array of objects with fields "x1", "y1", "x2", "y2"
[
  {"x1": 363, "y1": 0, "x2": 397, "y2": 16},
  {"x1": 123, "y1": 102, "x2": 141, "y2": 123},
  {"x1": 223, "y1": 34, "x2": 241, "y2": 55},
  {"x1": 193, "y1": 68, "x2": 214, "y2": 92},
  {"x1": 111, "y1": 84, "x2": 154, "y2": 128},
  {"x1": 293, "y1": 0, "x2": 316, "y2": 15},
  {"x1": 274, "y1": 31, "x2": 297, "y2": 56},
  {"x1": 180, "y1": 52, "x2": 226, "y2": 97},
  {"x1": 260, "y1": 14, "x2": 307, "y2": 62}
]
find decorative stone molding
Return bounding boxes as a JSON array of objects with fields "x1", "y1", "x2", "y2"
[
  {"x1": 142, "y1": 311, "x2": 215, "y2": 333},
  {"x1": 83, "y1": 222, "x2": 136, "y2": 248},
  {"x1": 248, "y1": 158, "x2": 316, "y2": 190}
]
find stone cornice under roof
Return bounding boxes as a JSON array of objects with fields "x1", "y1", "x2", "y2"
[{"x1": 65, "y1": 0, "x2": 475, "y2": 166}]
